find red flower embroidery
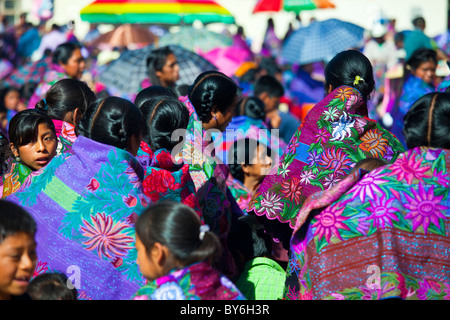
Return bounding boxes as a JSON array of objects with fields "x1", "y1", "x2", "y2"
[{"x1": 86, "y1": 178, "x2": 100, "y2": 191}]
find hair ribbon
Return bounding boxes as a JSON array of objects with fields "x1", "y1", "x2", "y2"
[{"x1": 199, "y1": 224, "x2": 210, "y2": 240}]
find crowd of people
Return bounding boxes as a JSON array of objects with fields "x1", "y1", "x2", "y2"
[{"x1": 1, "y1": 13, "x2": 450, "y2": 301}]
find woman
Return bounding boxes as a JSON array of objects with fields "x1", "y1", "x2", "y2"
[
  {"x1": 35, "y1": 78, "x2": 96, "y2": 154},
  {"x1": 286, "y1": 91, "x2": 450, "y2": 300},
  {"x1": 142, "y1": 46, "x2": 180, "y2": 92},
  {"x1": 6, "y1": 97, "x2": 150, "y2": 300},
  {"x1": 28, "y1": 42, "x2": 86, "y2": 109},
  {"x1": 176, "y1": 70, "x2": 244, "y2": 279},
  {"x1": 388, "y1": 48, "x2": 437, "y2": 147},
  {"x1": 138, "y1": 96, "x2": 201, "y2": 215},
  {"x1": 247, "y1": 50, "x2": 406, "y2": 250},
  {"x1": 227, "y1": 138, "x2": 272, "y2": 213},
  {"x1": 1, "y1": 109, "x2": 57, "y2": 198}
]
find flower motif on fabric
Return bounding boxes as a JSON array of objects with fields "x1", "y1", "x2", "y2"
[
  {"x1": 306, "y1": 149, "x2": 321, "y2": 166},
  {"x1": 330, "y1": 112, "x2": 355, "y2": 141},
  {"x1": 281, "y1": 177, "x2": 303, "y2": 203},
  {"x1": 314, "y1": 127, "x2": 331, "y2": 145},
  {"x1": 353, "y1": 117, "x2": 367, "y2": 134},
  {"x1": 323, "y1": 173, "x2": 341, "y2": 190},
  {"x1": 278, "y1": 162, "x2": 291, "y2": 178},
  {"x1": 319, "y1": 147, "x2": 353, "y2": 177},
  {"x1": 151, "y1": 282, "x2": 186, "y2": 300},
  {"x1": 359, "y1": 129, "x2": 388, "y2": 157},
  {"x1": 350, "y1": 172, "x2": 389, "y2": 202},
  {"x1": 404, "y1": 184, "x2": 447, "y2": 234},
  {"x1": 334, "y1": 86, "x2": 354, "y2": 101},
  {"x1": 388, "y1": 151, "x2": 431, "y2": 185},
  {"x1": 299, "y1": 170, "x2": 316, "y2": 185},
  {"x1": 257, "y1": 191, "x2": 283, "y2": 219},
  {"x1": 85, "y1": 178, "x2": 100, "y2": 192},
  {"x1": 366, "y1": 194, "x2": 400, "y2": 229},
  {"x1": 81, "y1": 213, "x2": 134, "y2": 260},
  {"x1": 322, "y1": 106, "x2": 339, "y2": 121},
  {"x1": 312, "y1": 203, "x2": 349, "y2": 243}
]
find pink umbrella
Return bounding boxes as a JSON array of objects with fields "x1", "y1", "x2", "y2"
[{"x1": 198, "y1": 46, "x2": 253, "y2": 77}]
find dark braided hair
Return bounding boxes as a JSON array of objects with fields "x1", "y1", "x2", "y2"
[
  {"x1": 76, "y1": 96, "x2": 143, "y2": 151},
  {"x1": 188, "y1": 71, "x2": 239, "y2": 123}
]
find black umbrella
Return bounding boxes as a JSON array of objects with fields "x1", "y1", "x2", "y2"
[{"x1": 98, "y1": 44, "x2": 218, "y2": 95}]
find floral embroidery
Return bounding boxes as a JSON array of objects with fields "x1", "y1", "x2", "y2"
[
  {"x1": 281, "y1": 177, "x2": 303, "y2": 203},
  {"x1": 404, "y1": 184, "x2": 447, "y2": 234},
  {"x1": 312, "y1": 203, "x2": 349, "y2": 243},
  {"x1": 81, "y1": 212, "x2": 134, "y2": 260},
  {"x1": 257, "y1": 191, "x2": 283, "y2": 218},
  {"x1": 388, "y1": 151, "x2": 431, "y2": 184},
  {"x1": 330, "y1": 112, "x2": 355, "y2": 141},
  {"x1": 359, "y1": 129, "x2": 388, "y2": 157},
  {"x1": 366, "y1": 194, "x2": 400, "y2": 228}
]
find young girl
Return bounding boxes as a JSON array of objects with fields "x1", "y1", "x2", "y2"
[
  {"x1": 1, "y1": 109, "x2": 57, "y2": 198},
  {"x1": 227, "y1": 138, "x2": 272, "y2": 212},
  {"x1": 132, "y1": 201, "x2": 245, "y2": 300},
  {"x1": 35, "y1": 78, "x2": 96, "y2": 154},
  {"x1": 0, "y1": 87, "x2": 25, "y2": 131},
  {"x1": 138, "y1": 96, "x2": 201, "y2": 214}
]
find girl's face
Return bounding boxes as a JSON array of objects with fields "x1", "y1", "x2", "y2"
[
  {"x1": 135, "y1": 235, "x2": 165, "y2": 281},
  {"x1": 156, "y1": 53, "x2": 180, "y2": 87},
  {"x1": 413, "y1": 59, "x2": 437, "y2": 84},
  {"x1": 0, "y1": 232, "x2": 37, "y2": 300},
  {"x1": 4, "y1": 90, "x2": 20, "y2": 111},
  {"x1": 61, "y1": 48, "x2": 85, "y2": 79},
  {"x1": 12, "y1": 123, "x2": 57, "y2": 171}
]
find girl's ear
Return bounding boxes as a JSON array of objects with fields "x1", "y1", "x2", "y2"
[
  {"x1": 241, "y1": 162, "x2": 251, "y2": 174},
  {"x1": 10, "y1": 143, "x2": 18, "y2": 157},
  {"x1": 151, "y1": 242, "x2": 171, "y2": 270},
  {"x1": 73, "y1": 108, "x2": 83, "y2": 124}
]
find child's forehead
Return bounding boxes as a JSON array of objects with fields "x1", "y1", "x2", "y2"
[{"x1": 0, "y1": 232, "x2": 36, "y2": 250}]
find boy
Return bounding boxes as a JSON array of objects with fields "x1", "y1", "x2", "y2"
[
  {"x1": 253, "y1": 75, "x2": 301, "y2": 144},
  {"x1": 0, "y1": 200, "x2": 37, "y2": 300}
]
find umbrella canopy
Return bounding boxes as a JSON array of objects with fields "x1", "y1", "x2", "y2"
[
  {"x1": 198, "y1": 46, "x2": 253, "y2": 77},
  {"x1": 157, "y1": 26, "x2": 232, "y2": 52},
  {"x1": 98, "y1": 44, "x2": 218, "y2": 94},
  {"x1": 253, "y1": 0, "x2": 335, "y2": 13},
  {"x1": 92, "y1": 24, "x2": 157, "y2": 49},
  {"x1": 3, "y1": 56, "x2": 53, "y2": 88},
  {"x1": 281, "y1": 18, "x2": 365, "y2": 66},
  {"x1": 80, "y1": 0, "x2": 235, "y2": 25}
]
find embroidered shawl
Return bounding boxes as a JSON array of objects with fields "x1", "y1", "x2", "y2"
[
  {"x1": 285, "y1": 147, "x2": 450, "y2": 300},
  {"x1": 138, "y1": 141, "x2": 202, "y2": 216},
  {"x1": 1, "y1": 161, "x2": 32, "y2": 198},
  {"x1": 132, "y1": 261, "x2": 246, "y2": 300},
  {"x1": 176, "y1": 96, "x2": 244, "y2": 278},
  {"x1": 176, "y1": 96, "x2": 243, "y2": 234},
  {"x1": 6, "y1": 136, "x2": 151, "y2": 300},
  {"x1": 248, "y1": 86, "x2": 405, "y2": 231}
]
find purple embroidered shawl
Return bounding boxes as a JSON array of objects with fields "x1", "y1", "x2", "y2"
[
  {"x1": 6, "y1": 136, "x2": 151, "y2": 300},
  {"x1": 285, "y1": 147, "x2": 450, "y2": 300}
]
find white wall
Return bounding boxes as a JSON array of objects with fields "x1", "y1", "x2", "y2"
[{"x1": 21, "y1": 0, "x2": 448, "y2": 52}]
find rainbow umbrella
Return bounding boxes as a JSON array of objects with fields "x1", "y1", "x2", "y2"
[
  {"x1": 253, "y1": 0, "x2": 335, "y2": 13},
  {"x1": 80, "y1": 0, "x2": 235, "y2": 25}
]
